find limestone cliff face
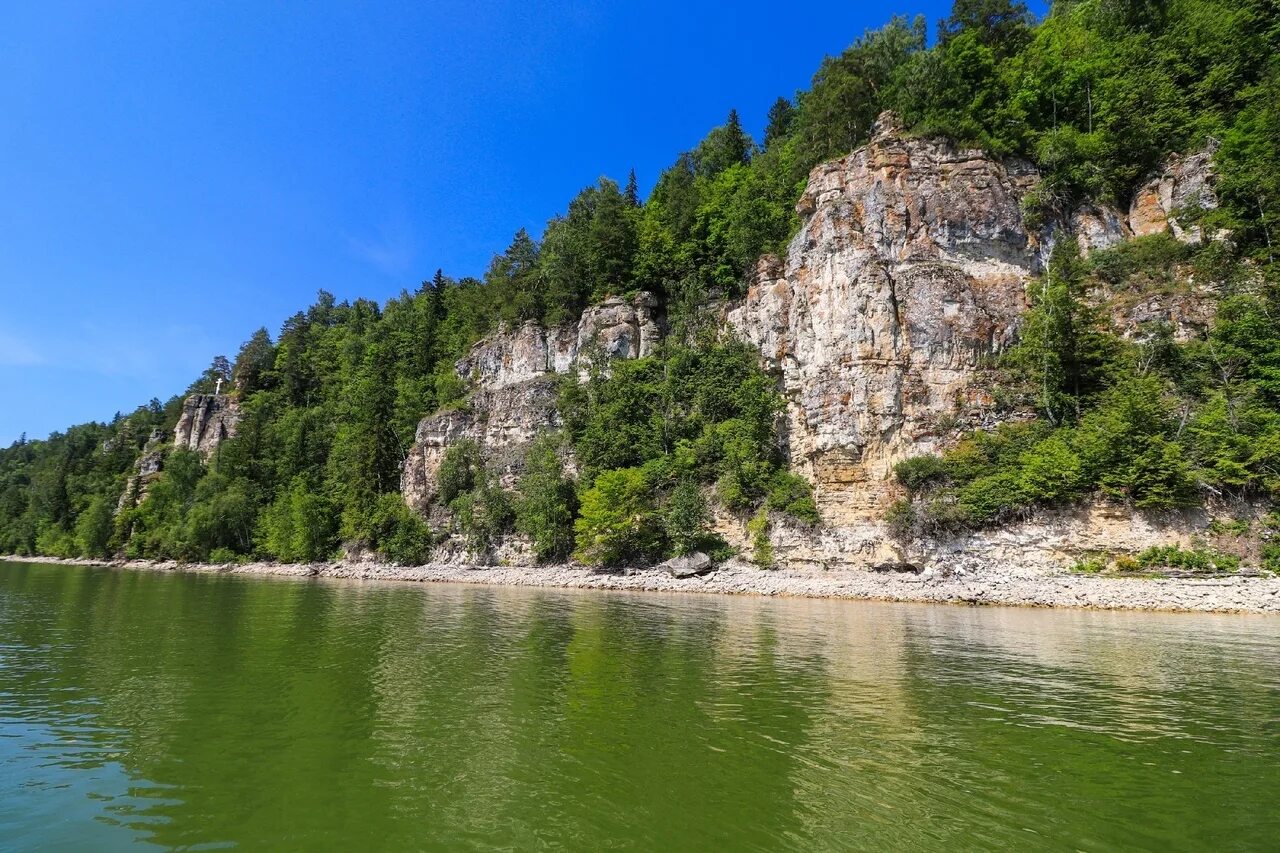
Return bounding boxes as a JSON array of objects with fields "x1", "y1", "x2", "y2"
[
  {"x1": 117, "y1": 428, "x2": 167, "y2": 512},
  {"x1": 728, "y1": 114, "x2": 1038, "y2": 521},
  {"x1": 1128, "y1": 147, "x2": 1220, "y2": 244},
  {"x1": 173, "y1": 394, "x2": 240, "y2": 458},
  {"x1": 400, "y1": 118, "x2": 1229, "y2": 572},
  {"x1": 401, "y1": 294, "x2": 663, "y2": 515}
]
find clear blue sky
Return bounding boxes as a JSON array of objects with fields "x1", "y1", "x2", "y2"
[{"x1": 0, "y1": 0, "x2": 998, "y2": 445}]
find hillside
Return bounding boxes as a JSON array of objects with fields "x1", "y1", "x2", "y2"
[{"x1": 3, "y1": 0, "x2": 1279, "y2": 578}]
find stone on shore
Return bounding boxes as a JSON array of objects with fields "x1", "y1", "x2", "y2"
[{"x1": 661, "y1": 552, "x2": 713, "y2": 578}]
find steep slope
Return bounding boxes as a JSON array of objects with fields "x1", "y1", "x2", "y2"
[
  {"x1": 728, "y1": 113, "x2": 1040, "y2": 524},
  {"x1": 400, "y1": 114, "x2": 1231, "y2": 572}
]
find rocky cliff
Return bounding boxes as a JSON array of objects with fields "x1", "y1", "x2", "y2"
[
  {"x1": 402, "y1": 114, "x2": 1229, "y2": 571},
  {"x1": 117, "y1": 428, "x2": 168, "y2": 512},
  {"x1": 173, "y1": 394, "x2": 240, "y2": 459},
  {"x1": 728, "y1": 114, "x2": 1039, "y2": 523},
  {"x1": 402, "y1": 294, "x2": 664, "y2": 515}
]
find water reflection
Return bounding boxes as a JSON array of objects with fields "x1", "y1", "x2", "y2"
[{"x1": 1, "y1": 563, "x2": 1277, "y2": 851}]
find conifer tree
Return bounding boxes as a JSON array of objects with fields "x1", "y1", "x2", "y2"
[{"x1": 624, "y1": 168, "x2": 640, "y2": 207}]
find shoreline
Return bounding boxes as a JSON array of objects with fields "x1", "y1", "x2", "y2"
[{"x1": 4, "y1": 554, "x2": 1279, "y2": 615}]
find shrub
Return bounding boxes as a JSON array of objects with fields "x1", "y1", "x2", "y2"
[
  {"x1": 208, "y1": 547, "x2": 243, "y2": 565},
  {"x1": 451, "y1": 478, "x2": 513, "y2": 553},
  {"x1": 1135, "y1": 544, "x2": 1240, "y2": 574},
  {"x1": 1087, "y1": 233, "x2": 1189, "y2": 285},
  {"x1": 957, "y1": 471, "x2": 1027, "y2": 524},
  {"x1": 747, "y1": 508, "x2": 773, "y2": 568},
  {"x1": 894, "y1": 455, "x2": 948, "y2": 492},
  {"x1": 1018, "y1": 434, "x2": 1085, "y2": 503},
  {"x1": 1070, "y1": 555, "x2": 1107, "y2": 574},
  {"x1": 884, "y1": 498, "x2": 918, "y2": 540},
  {"x1": 574, "y1": 467, "x2": 661, "y2": 566},
  {"x1": 663, "y1": 479, "x2": 710, "y2": 556},
  {"x1": 437, "y1": 440, "x2": 482, "y2": 505},
  {"x1": 368, "y1": 493, "x2": 433, "y2": 565},
  {"x1": 515, "y1": 434, "x2": 578, "y2": 561},
  {"x1": 765, "y1": 470, "x2": 820, "y2": 524}
]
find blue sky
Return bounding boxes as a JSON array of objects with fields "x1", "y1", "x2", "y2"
[{"x1": 0, "y1": 0, "x2": 996, "y2": 444}]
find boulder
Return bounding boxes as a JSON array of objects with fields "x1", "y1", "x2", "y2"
[{"x1": 661, "y1": 552, "x2": 714, "y2": 578}]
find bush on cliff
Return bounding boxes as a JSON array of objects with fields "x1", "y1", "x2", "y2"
[
  {"x1": 574, "y1": 467, "x2": 662, "y2": 566},
  {"x1": 368, "y1": 493, "x2": 434, "y2": 565},
  {"x1": 515, "y1": 434, "x2": 578, "y2": 561}
]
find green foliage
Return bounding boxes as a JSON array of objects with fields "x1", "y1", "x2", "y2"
[
  {"x1": 437, "y1": 440, "x2": 481, "y2": 505},
  {"x1": 573, "y1": 467, "x2": 662, "y2": 566},
  {"x1": 663, "y1": 480, "x2": 710, "y2": 557},
  {"x1": 1087, "y1": 234, "x2": 1190, "y2": 286},
  {"x1": 893, "y1": 455, "x2": 949, "y2": 492},
  {"x1": 367, "y1": 493, "x2": 433, "y2": 565},
  {"x1": 73, "y1": 496, "x2": 114, "y2": 559},
  {"x1": 894, "y1": 374, "x2": 1202, "y2": 530},
  {"x1": 261, "y1": 479, "x2": 337, "y2": 563},
  {"x1": 1135, "y1": 544, "x2": 1241, "y2": 574},
  {"x1": 1070, "y1": 554, "x2": 1108, "y2": 574},
  {"x1": 765, "y1": 471, "x2": 820, "y2": 524},
  {"x1": 1002, "y1": 241, "x2": 1120, "y2": 424},
  {"x1": 7, "y1": 0, "x2": 1280, "y2": 568},
  {"x1": 514, "y1": 434, "x2": 578, "y2": 561},
  {"x1": 885, "y1": 498, "x2": 918, "y2": 540},
  {"x1": 450, "y1": 477, "x2": 513, "y2": 553},
  {"x1": 747, "y1": 508, "x2": 774, "y2": 568}
]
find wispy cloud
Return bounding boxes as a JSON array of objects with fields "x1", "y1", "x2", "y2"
[
  {"x1": 0, "y1": 330, "x2": 44, "y2": 366},
  {"x1": 0, "y1": 321, "x2": 216, "y2": 380},
  {"x1": 344, "y1": 220, "x2": 416, "y2": 277}
]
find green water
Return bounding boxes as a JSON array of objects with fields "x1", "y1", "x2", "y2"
[{"x1": 1, "y1": 563, "x2": 1277, "y2": 851}]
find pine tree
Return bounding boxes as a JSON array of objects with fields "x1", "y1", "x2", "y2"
[
  {"x1": 764, "y1": 97, "x2": 796, "y2": 148},
  {"x1": 232, "y1": 328, "x2": 275, "y2": 394},
  {"x1": 624, "y1": 169, "x2": 640, "y2": 206}
]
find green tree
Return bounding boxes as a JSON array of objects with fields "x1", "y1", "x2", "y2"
[
  {"x1": 232, "y1": 328, "x2": 275, "y2": 394},
  {"x1": 574, "y1": 467, "x2": 661, "y2": 566},
  {"x1": 514, "y1": 434, "x2": 578, "y2": 561},
  {"x1": 663, "y1": 479, "x2": 709, "y2": 556},
  {"x1": 74, "y1": 496, "x2": 114, "y2": 558},
  {"x1": 764, "y1": 96, "x2": 797, "y2": 148}
]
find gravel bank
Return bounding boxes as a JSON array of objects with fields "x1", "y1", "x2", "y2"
[{"x1": 5, "y1": 555, "x2": 1279, "y2": 614}]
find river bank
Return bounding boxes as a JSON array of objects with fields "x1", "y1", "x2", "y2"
[{"x1": 4, "y1": 554, "x2": 1280, "y2": 614}]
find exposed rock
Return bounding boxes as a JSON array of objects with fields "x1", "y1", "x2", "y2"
[
  {"x1": 455, "y1": 292, "x2": 663, "y2": 391},
  {"x1": 1128, "y1": 147, "x2": 1219, "y2": 244},
  {"x1": 1103, "y1": 286, "x2": 1218, "y2": 343},
  {"x1": 401, "y1": 115, "x2": 1237, "y2": 576},
  {"x1": 116, "y1": 429, "x2": 168, "y2": 512},
  {"x1": 1070, "y1": 204, "x2": 1131, "y2": 254},
  {"x1": 402, "y1": 293, "x2": 663, "y2": 530},
  {"x1": 574, "y1": 291, "x2": 664, "y2": 367},
  {"x1": 401, "y1": 380, "x2": 560, "y2": 513},
  {"x1": 173, "y1": 394, "x2": 240, "y2": 458},
  {"x1": 661, "y1": 552, "x2": 713, "y2": 578},
  {"x1": 728, "y1": 112, "x2": 1037, "y2": 522}
]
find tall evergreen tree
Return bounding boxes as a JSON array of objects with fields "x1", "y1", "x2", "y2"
[
  {"x1": 624, "y1": 169, "x2": 640, "y2": 206},
  {"x1": 764, "y1": 97, "x2": 796, "y2": 148}
]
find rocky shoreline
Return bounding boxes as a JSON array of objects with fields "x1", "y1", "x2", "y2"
[{"x1": 4, "y1": 554, "x2": 1279, "y2": 615}]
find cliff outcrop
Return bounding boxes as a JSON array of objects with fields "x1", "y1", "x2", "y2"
[
  {"x1": 1128, "y1": 146, "x2": 1220, "y2": 244},
  {"x1": 173, "y1": 394, "x2": 240, "y2": 459},
  {"x1": 728, "y1": 114, "x2": 1038, "y2": 522},
  {"x1": 117, "y1": 428, "x2": 167, "y2": 512},
  {"x1": 402, "y1": 294, "x2": 664, "y2": 515},
  {"x1": 402, "y1": 117, "x2": 1233, "y2": 572}
]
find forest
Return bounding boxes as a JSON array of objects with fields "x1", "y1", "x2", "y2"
[{"x1": 2, "y1": 0, "x2": 1278, "y2": 566}]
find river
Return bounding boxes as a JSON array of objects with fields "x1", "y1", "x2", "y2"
[{"x1": 1, "y1": 561, "x2": 1277, "y2": 850}]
